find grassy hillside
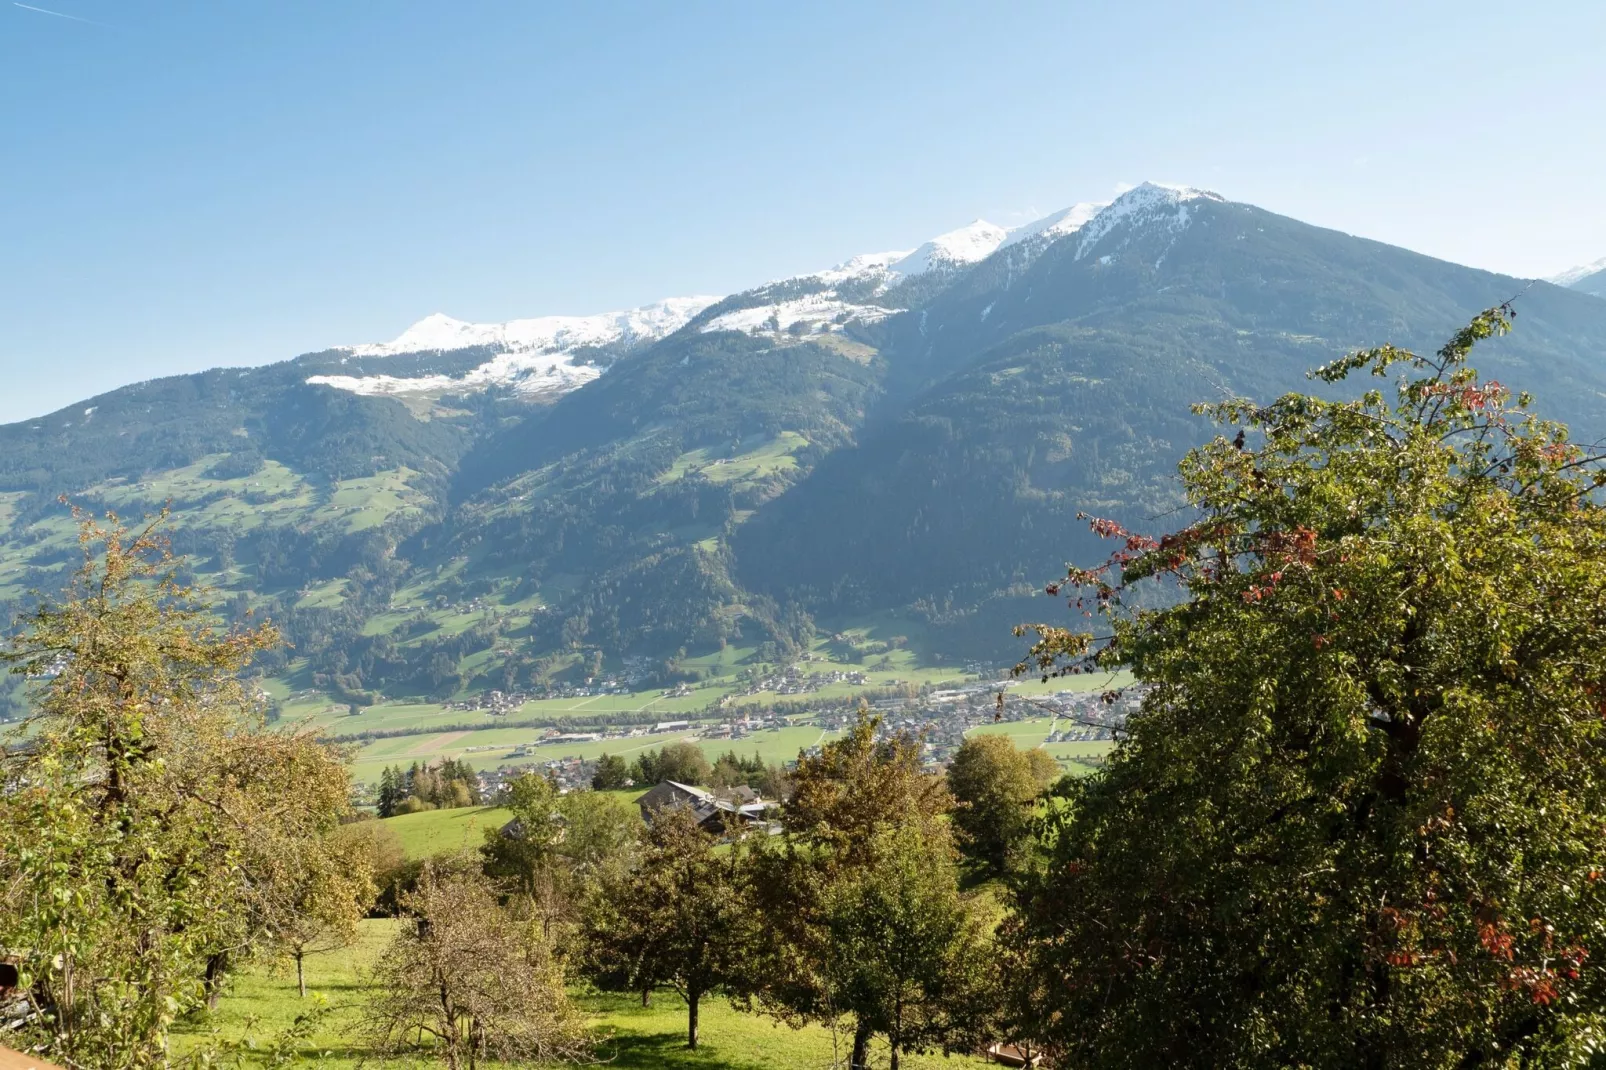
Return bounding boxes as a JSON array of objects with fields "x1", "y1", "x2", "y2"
[
  {"x1": 379, "y1": 792, "x2": 649, "y2": 860},
  {"x1": 379, "y1": 805, "x2": 514, "y2": 859}
]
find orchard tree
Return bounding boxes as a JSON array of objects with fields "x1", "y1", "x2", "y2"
[
  {"x1": 269, "y1": 823, "x2": 379, "y2": 997},
  {"x1": 817, "y1": 819, "x2": 993, "y2": 1070},
  {"x1": 484, "y1": 775, "x2": 640, "y2": 938},
  {"x1": 1006, "y1": 307, "x2": 1606, "y2": 1066},
  {"x1": 744, "y1": 711, "x2": 989, "y2": 1068},
  {"x1": 946, "y1": 733, "x2": 1058, "y2": 876},
  {"x1": 0, "y1": 511, "x2": 354, "y2": 1069},
  {"x1": 482, "y1": 771, "x2": 567, "y2": 925},
  {"x1": 582, "y1": 807, "x2": 748, "y2": 1049},
  {"x1": 364, "y1": 859, "x2": 590, "y2": 1068}
]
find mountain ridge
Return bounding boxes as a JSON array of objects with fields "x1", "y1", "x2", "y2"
[{"x1": 4, "y1": 183, "x2": 1605, "y2": 719}]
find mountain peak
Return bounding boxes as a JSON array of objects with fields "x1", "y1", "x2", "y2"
[
  {"x1": 1074, "y1": 181, "x2": 1226, "y2": 261},
  {"x1": 1550, "y1": 257, "x2": 1606, "y2": 288},
  {"x1": 889, "y1": 218, "x2": 1011, "y2": 277}
]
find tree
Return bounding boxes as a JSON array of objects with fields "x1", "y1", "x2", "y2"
[
  {"x1": 946, "y1": 733, "x2": 1053, "y2": 876},
  {"x1": 378, "y1": 765, "x2": 404, "y2": 817},
  {"x1": 0, "y1": 511, "x2": 354, "y2": 1068},
  {"x1": 1007, "y1": 308, "x2": 1606, "y2": 1066},
  {"x1": 268, "y1": 823, "x2": 380, "y2": 997},
  {"x1": 631, "y1": 741, "x2": 711, "y2": 786},
  {"x1": 582, "y1": 807, "x2": 748, "y2": 1049},
  {"x1": 483, "y1": 776, "x2": 639, "y2": 940},
  {"x1": 481, "y1": 772, "x2": 564, "y2": 899},
  {"x1": 1023, "y1": 746, "x2": 1059, "y2": 788},
  {"x1": 743, "y1": 710, "x2": 984, "y2": 1068},
  {"x1": 592, "y1": 752, "x2": 630, "y2": 790},
  {"x1": 815, "y1": 821, "x2": 993, "y2": 1070},
  {"x1": 363, "y1": 859, "x2": 590, "y2": 1068},
  {"x1": 555, "y1": 789, "x2": 640, "y2": 884}
]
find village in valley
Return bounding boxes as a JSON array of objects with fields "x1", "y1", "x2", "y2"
[{"x1": 431, "y1": 671, "x2": 1137, "y2": 804}]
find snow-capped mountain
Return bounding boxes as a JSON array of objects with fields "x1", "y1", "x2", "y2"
[
  {"x1": 695, "y1": 199, "x2": 1109, "y2": 341},
  {"x1": 303, "y1": 185, "x2": 1208, "y2": 398},
  {"x1": 1551, "y1": 257, "x2": 1606, "y2": 298},
  {"x1": 1550, "y1": 257, "x2": 1606, "y2": 288},
  {"x1": 306, "y1": 297, "x2": 719, "y2": 399},
  {"x1": 1073, "y1": 182, "x2": 1222, "y2": 262}
]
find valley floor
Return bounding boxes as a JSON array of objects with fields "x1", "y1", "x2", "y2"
[{"x1": 174, "y1": 919, "x2": 991, "y2": 1069}]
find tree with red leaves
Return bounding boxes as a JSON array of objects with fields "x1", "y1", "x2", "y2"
[{"x1": 1003, "y1": 306, "x2": 1606, "y2": 1067}]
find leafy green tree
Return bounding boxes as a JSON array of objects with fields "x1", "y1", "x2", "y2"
[
  {"x1": 631, "y1": 740, "x2": 712, "y2": 786},
  {"x1": 481, "y1": 772, "x2": 564, "y2": 899},
  {"x1": 554, "y1": 788, "x2": 640, "y2": 885},
  {"x1": 815, "y1": 821, "x2": 993, "y2": 1070},
  {"x1": 744, "y1": 711, "x2": 984, "y2": 1068},
  {"x1": 946, "y1": 733, "x2": 1054, "y2": 876},
  {"x1": 1007, "y1": 308, "x2": 1606, "y2": 1066},
  {"x1": 782, "y1": 708, "x2": 951, "y2": 865},
  {"x1": 592, "y1": 752, "x2": 630, "y2": 789},
  {"x1": 582, "y1": 807, "x2": 749, "y2": 1049},
  {"x1": 0, "y1": 512, "x2": 353, "y2": 1068},
  {"x1": 484, "y1": 776, "x2": 639, "y2": 939},
  {"x1": 267, "y1": 824, "x2": 379, "y2": 997}
]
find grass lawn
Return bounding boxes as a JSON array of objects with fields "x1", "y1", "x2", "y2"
[
  {"x1": 381, "y1": 793, "x2": 645, "y2": 860},
  {"x1": 380, "y1": 805, "x2": 514, "y2": 858},
  {"x1": 173, "y1": 919, "x2": 989, "y2": 1069}
]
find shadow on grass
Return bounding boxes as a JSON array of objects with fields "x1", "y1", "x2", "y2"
[{"x1": 592, "y1": 1029, "x2": 782, "y2": 1070}]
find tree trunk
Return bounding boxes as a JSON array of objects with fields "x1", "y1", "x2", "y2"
[
  {"x1": 851, "y1": 1019, "x2": 873, "y2": 1069},
  {"x1": 687, "y1": 987, "x2": 700, "y2": 1049},
  {"x1": 295, "y1": 950, "x2": 306, "y2": 998},
  {"x1": 204, "y1": 952, "x2": 228, "y2": 1011},
  {"x1": 642, "y1": 986, "x2": 651, "y2": 1007},
  {"x1": 890, "y1": 1042, "x2": 900, "y2": 1070}
]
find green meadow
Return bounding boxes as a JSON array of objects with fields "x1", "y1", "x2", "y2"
[{"x1": 172, "y1": 918, "x2": 990, "y2": 1069}]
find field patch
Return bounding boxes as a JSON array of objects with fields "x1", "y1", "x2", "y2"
[
  {"x1": 404, "y1": 729, "x2": 472, "y2": 757},
  {"x1": 656, "y1": 431, "x2": 808, "y2": 488}
]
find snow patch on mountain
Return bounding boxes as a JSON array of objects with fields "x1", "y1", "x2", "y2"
[
  {"x1": 1550, "y1": 257, "x2": 1606, "y2": 288},
  {"x1": 703, "y1": 204, "x2": 1108, "y2": 339},
  {"x1": 701, "y1": 295, "x2": 896, "y2": 336},
  {"x1": 1075, "y1": 182, "x2": 1224, "y2": 261},
  {"x1": 308, "y1": 297, "x2": 718, "y2": 397},
  {"x1": 307, "y1": 355, "x2": 605, "y2": 400},
  {"x1": 999, "y1": 202, "x2": 1104, "y2": 251},
  {"x1": 349, "y1": 298, "x2": 719, "y2": 359},
  {"x1": 888, "y1": 219, "x2": 1009, "y2": 277},
  {"x1": 810, "y1": 250, "x2": 910, "y2": 285}
]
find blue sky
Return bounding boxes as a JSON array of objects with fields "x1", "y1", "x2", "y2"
[{"x1": 2, "y1": 0, "x2": 1602, "y2": 423}]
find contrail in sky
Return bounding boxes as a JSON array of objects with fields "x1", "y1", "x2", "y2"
[{"x1": 13, "y1": 2, "x2": 105, "y2": 25}]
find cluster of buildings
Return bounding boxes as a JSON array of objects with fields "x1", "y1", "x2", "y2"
[
  {"x1": 733, "y1": 664, "x2": 872, "y2": 697},
  {"x1": 477, "y1": 754, "x2": 595, "y2": 797},
  {"x1": 441, "y1": 689, "x2": 530, "y2": 714}
]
